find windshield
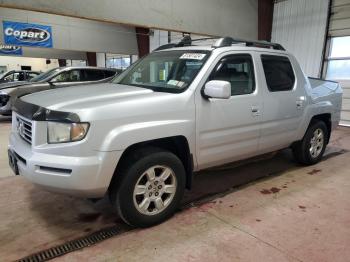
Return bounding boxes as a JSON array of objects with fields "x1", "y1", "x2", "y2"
[
  {"x1": 113, "y1": 50, "x2": 211, "y2": 92},
  {"x1": 30, "y1": 68, "x2": 61, "y2": 82}
]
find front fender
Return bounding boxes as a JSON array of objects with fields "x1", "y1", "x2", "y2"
[{"x1": 99, "y1": 119, "x2": 195, "y2": 152}]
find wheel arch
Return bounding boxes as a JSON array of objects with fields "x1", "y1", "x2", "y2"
[
  {"x1": 109, "y1": 136, "x2": 194, "y2": 192},
  {"x1": 309, "y1": 113, "x2": 332, "y2": 144}
]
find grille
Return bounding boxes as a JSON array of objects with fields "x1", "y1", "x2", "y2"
[{"x1": 16, "y1": 115, "x2": 33, "y2": 145}]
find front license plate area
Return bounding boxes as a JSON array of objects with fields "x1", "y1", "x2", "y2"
[{"x1": 8, "y1": 150, "x2": 19, "y2": 175}]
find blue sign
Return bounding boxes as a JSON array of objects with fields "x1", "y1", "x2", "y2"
[
  {"x1": 0, "y1": 44, "x2": 22, "y2": 55},
  {"x1": 3, "y1": 21, "x2": 53, "y2": 48}
]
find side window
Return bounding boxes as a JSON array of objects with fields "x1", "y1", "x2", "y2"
[
  {"x1": 17, "y1": 72, "x2": 26, "y2": 81},
  {"x1": 104, "y1": 70, "x2": 116, "y2": 78},
  {"x1": 27, "y1": 72, "x2": 39, "y2": 80},
  {"x1": 52, "y1": 70, "x2": 81, "y2": 82},
  {"x1": 209, "y1": 54, "x2": 255, "y2": 96},
  {"x1": 261, "y1": 55, "x2": 295, "y2": 92},
  {"x1": 10, "y1": 72, "x2": 25, "y2": 81},
  {"x1": 82, "y1": 69, "x2": 105, "y2": 81},
  {"x1": 3, "y1": 73, "x2": 14, "y2": 82}
]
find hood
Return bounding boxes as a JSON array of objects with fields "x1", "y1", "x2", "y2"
[
  {"x1": 0, "y1": 81, "x2": 32, "y2": 90},
  {"x1": 21, "y1": 83, "x2": 157, "y2": 112}
]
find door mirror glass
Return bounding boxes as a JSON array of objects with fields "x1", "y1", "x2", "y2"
[{"x1": 203, "y1": 80, "x2": 231, "y2": 99}]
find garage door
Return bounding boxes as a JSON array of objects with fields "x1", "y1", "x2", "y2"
[
  {"x1": 339, "y1": 80, "x2": 350, "y2": 126},
  {"x1": 326, "y1": 0, "x2": 350, "y2": 126},
  {"x1": 329, "y1": 0, "x2": 350, "y2": 37}
]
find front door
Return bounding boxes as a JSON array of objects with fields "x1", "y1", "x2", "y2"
[{"x1": 195, "y1": 53, "x2": 262, "y2": 170}]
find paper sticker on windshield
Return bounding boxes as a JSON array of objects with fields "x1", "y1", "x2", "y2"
[
  {"x1": 180, "y1": 53, "x2": 206, "y2": 60},
  {"x1": 167, "y1": 80, "x2": 179, "y2": 86},
  {"x1": 167, "y1": 80, "x2": 185, "y2": 88}
]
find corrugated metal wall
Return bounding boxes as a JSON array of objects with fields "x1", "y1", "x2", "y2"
[
  {"x1": 271, "y1": 0, "x2": 329, "y2": 77},
  {"x1": 329, "y1": 0, "x2": 350, "y2": 36}
]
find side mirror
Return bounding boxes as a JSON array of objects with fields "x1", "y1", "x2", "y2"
[{"x1": 203, "y1": 80, "x2": 231, "y2": 99}]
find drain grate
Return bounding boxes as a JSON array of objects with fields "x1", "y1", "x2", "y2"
[{"x1": 16, "y1": 226, "x2": 120, "y2": 262}]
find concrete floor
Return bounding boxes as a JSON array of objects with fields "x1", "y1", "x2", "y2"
[{"x1": 1, "y1": 119, "x2": 350, "y2": 261}]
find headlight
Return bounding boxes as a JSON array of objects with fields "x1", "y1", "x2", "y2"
[{"x1": 47, "y1": 122, "x2": 89, "y2": 144}]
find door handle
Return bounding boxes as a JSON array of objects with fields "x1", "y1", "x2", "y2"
[
  {"x1": 296, "y1": 96, "x2": 306, "y2": 109},
  {"x1": 296, "y1": 100, "x2": 303, "y2": 109},
  {"x1": 251, "y1": 106, "x2": 260, "y2": 116}
]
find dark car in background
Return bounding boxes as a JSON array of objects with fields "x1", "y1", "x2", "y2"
[
  {"x1": 0, "y1": 70, "x2": 40, "y2": 83},
  {"x1": 0, "y1": 66, "x2": 118, "y2": 115}
]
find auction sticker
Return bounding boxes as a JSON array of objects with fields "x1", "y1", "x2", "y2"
[
  {"x1": 180, "y1": 53, "x2": 206, "y2": 60},
  {"x1": 167, "y1": 80, "x2": 185, "y2": 88}
]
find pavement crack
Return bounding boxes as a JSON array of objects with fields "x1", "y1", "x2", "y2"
[{"x1": 205, "y1": 210, "x2": 304, "y2": 262}]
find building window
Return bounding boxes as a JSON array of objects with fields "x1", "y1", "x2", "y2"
[
  {"x1": 326, "y1": 36, "x2": 350, "y2": 80},
  {"x1": 106, "y1": 54, "x2": 131, "y2": 70}
]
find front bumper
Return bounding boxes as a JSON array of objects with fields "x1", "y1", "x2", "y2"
[{"x1": 8, "y1": 131, "x2": 123, "y2": 198}]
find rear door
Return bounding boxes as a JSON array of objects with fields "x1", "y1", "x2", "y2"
[
  {"x1": 257, "y1": 53, "x2": 307, "y2": 153},
  {"x1": 195, "y1": 52, "x2": 263, "y2": 169}
]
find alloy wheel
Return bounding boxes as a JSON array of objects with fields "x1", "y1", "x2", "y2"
[
  {"x1": 309, "y1": 128, "x2": 324, "y2": 158},
  {"x1": 133, "y1": 165, "x2": 177, "y2": 216}
]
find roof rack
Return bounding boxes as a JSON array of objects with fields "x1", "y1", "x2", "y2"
[
  {"x1": 212, "y1": 36, "x2": 285, "y2": 50},
  {"x1": 154, "y1": 36, "x2": 285, "y2": 51},
  {"x1": 153, "y1": 35, "x2": 193, "y2": 51}
]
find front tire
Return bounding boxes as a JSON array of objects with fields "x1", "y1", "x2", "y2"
[
  {"x1": 292, "y1": 121, "x2": 328, "y2": 165},
  {"x1": 110, "y1": 148, "x2": 186, "y2": 227}
]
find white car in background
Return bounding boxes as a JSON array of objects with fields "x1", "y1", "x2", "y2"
[{"x1": 0, "y1": 66, "x2": 118, "y2": 116}]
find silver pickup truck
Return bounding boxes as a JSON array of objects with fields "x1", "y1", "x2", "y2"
[{"x1": 8, "y1": 37, "x2": 342, "y2": 227}]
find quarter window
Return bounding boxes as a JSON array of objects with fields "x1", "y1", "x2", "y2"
[
  {"x1": 209, "y1": 54, "x2": 255, "y2": 96},
  {"x1": 261, "y1": 55, "x2": 295, "y2": 92}
]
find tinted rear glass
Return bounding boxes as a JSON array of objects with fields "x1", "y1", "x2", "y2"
[
  {"x1": 82, "y1": 69, "x2": 105, "y2": 81},
  {"x1": 261, "y1": 55, "x2": 295, "y2": 92},
  {"x1": 104, "y1": 70, "x2": 116, "y2": 78}
]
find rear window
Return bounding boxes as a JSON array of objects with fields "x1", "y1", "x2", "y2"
[
  {"x1": 261, "y1": 55, "x2": 295, "y2": 92},
  {"x1": 82, "y1": 69, "x2": 105, "y2": 81},
  {"x1": 104, "y1": 70, "x2": 116, "y2": 78}
]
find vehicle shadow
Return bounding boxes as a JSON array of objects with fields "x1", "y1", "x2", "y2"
[
  {"x1": 182, "y1": 146, "x2": 346, "y2": 207},
  {"x1": 0, "y1": 116, "x2": 11, "y2": 123}
]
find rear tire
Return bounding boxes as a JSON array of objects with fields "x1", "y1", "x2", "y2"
[
  {"x1": 292, "y1": 121, "x2": 328, "y2": 165},
  {"x1": 110, "y1": 147, "x2": 186, "y2": 228}
]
